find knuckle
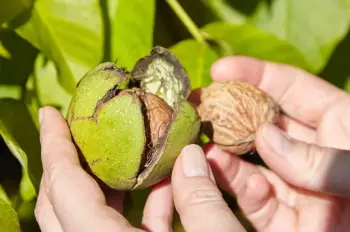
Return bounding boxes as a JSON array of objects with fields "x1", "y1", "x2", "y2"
[
  {"x1": 303, "y1": 144, "x2": 330, "y2": 183},
  {"x1": 47, "y1": 163, "x2": 67, "y2": 190},
  {"x1": 182, "y1": 186, "x2": 225, "y2": 210}
]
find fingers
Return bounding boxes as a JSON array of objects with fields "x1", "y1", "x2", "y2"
[
  {"x1": 35, "y1": 178, "x2": 63, "y2": 232},
  {"x1": 39, "y1": 106, "x2": 132, "y2": 232},
  {"x1": 316, "y1": 97, "x2": 350, "y2": 149},
  {"x1": 172, "y1": 144, "x2": 246, "y2": 232},
  {"x1": 205, "y1": 144, "x2": 296, "y2": 232},
  {"x1": 210, "y1": 56, "x2": 348, "y2": 128},
  {"x1": 142, "y1": 178, "x2": 174, "y2": 232},
  {"x1": 255, "y1": 123, "x2": 350, "y2": 196},
  {"x1": 277, "y1": 115, "x2": 316, "y2": 143}
]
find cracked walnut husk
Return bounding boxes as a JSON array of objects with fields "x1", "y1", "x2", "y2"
[{"x1": 66, "y1": 46, "x2": 201, "y2": 190}]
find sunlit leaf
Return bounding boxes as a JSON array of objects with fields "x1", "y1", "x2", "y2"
[
  {"x1": 0, "y1": 41, "x2": 11, "y2": 59},
  {"x1": 0, "y1": 0, "x2": 33, "y2": 25},
  {"x1": 0, "y1": 198, "x2": 20, "y2": 232},
  {"x1": 15, "y1": 0, "x2": 104, "y2": 94},
  {"x1": 170, "y1": 39, "x2": 219, "y2": 89},
  {"x1": 111, "y1": 0, "x2": 156, "y2": 69},
  {"x1": 19, "y1": 170, "x2": 36, "y2": 202},
  {"x1": 0, "y1": 85, "x2": 21, "y2": 99},
  {"x1": 23, "y1": 75, "x2": 40, "y2": 129},
  {"x1": 0, "y1": 185, "x2": 11, "y2": 205},
  {"x1": 34, "y1": 54, "x2": 72, "y2": 116},
  {"x1": 200, "y1": 0, "x2": 246, "y2": 24},
  {"x1": 249, "y1": 0, "x2": 269, "y2": 26},
  {"x1": 202, "y1": 22, "x2": 308, "y2": 70},
  {"x1": 0, "y1": 99, "x2": 42, "y2": 192},
  {"x1": 251, "y1": 0, "x2": 350, "y2": 73}
]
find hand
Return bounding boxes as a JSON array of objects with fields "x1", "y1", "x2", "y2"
[
  {"x1": 198, "y1": 56, "x2": 350, "y2": 231},
  {"x1": 35, "y1": 106, "x2": 247, "y2": 232}
]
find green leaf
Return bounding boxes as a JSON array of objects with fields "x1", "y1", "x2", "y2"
[
  {"x1": 23, "y1": 76, "x2": 40, "y2": 129},
  {"x1": 345, "y1": 77, "x2": 350, "y2": 92},
  {"x1": 0, "y1": 41, "x2": 11, "y2": 59},
  {"x1": 15, "y1": 0, "x2": 104, "y2": 94},
  {"x1": 19, "y1": 170, "x2": 36, "y2": 202},
  {"x1": 249, "y1": 0, "x2": 270, "y2": 26},
  {"x1": 0, "y1": 198, "x2": 20, "y2": 232},
  {"x1": 0, "y1": 99, "x2": 42, "y2": 192},
  {"x1": 170, "y1": 39, "x2": 219, "y2": 89},
  {"x1": 111, "y1": 0, "x2": 156, "y2": 69},
  {"x1": 124, "y1": 189, "x2": 150, "y2": 227},
  {"x1": 34, "y1": 54, "x2": 72, "y2": 116},
  {"x1": 0, "y1": 185, "x2": 11, "y2": 205},
  {"x1": 0, "y1": 30, "x2": 38, "y2": 86},
  {"x1": 0, "y1": 0, "x2": 33, "y2": 25},
  {"x1": 0, "y1": 86, "x2": 21, "y2": 100},
  {"x1": 201, "y1": 22, "x2": 308, "y2": 70},
  {"x1": 251, "y1": 0, "x2": 350, "y2": 73},
  {"x1": 200, "y1": 0, "x2": 246, "y2": 24}
]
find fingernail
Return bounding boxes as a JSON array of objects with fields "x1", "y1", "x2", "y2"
[
  {"x1": 182, "y1": 144, "x2": 209, "y2": 177},
  {"x1": 261, "y1": 124, "x2": 292, "y2": 156},
  {"x1": 38, "y1": 108, "x2": 44, "y2": 125}
]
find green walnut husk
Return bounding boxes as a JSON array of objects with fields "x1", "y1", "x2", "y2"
[{"x1": 66, "y1": 46, "x2": 201, "y2": 190}]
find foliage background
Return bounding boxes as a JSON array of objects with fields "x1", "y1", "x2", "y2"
[{"x1": 1, "y1": 0, "x2": 350, "y2": 231}]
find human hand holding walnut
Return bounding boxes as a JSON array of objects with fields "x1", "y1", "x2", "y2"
[
  {"x1": 201, "y1": 56, "x2": 350, "y2": 232},
  {"x1": 35, "y1": 55, "x2": 350, "y2": 232}
]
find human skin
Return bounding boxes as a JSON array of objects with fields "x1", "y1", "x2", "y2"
[
  {"x1": 201, "y1": 56, "x2": 350, "y2": 232},
  {"x1": 35, "y1": 56, "x2": 350, "y2": 232}
]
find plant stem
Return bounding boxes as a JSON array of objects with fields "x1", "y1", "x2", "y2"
[{"x1": 166, "y1": 0, "x2": 205, "y2": 44}]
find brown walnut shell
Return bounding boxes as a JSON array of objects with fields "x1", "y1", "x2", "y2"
[
  {"x1": 119, "y1": 88, "x2": 172, "y2": 146},
  {"x1": 198, "y1": 80, "x2": 280, "y2": 155}
]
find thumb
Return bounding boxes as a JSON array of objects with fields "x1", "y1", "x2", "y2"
[
  {"x1": 256, "y1": 123, "x2": 350, "y2": 197},
  {"x1": 171, "y1": 145, "x2": 246, "y2": 232}
]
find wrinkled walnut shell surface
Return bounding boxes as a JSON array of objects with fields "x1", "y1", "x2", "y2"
[{"x1": 198, "y1": 80, "x2": 280, "y2": 155}]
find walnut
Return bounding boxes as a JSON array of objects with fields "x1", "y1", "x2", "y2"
[
  {"x1": 198, "y1": 80, "x2": 280, "y2": 155},
  {"x1": 119, "y1": 88, "x2": 173, "y2": 146}
]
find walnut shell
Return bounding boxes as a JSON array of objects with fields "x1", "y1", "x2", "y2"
[
  {"x1": 140, "y1": 91, "x2": 173, "y2": 146},
  {"x1": 198, "y1": 80, "x2": 280, "y2": 155},
  {"x1": 119, "y1": 88, "x2": 172, "y2": 146}
]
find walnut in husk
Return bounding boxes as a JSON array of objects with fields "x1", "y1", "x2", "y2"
[
  {"x1": 198, "y1": 80, "x2": 280, "y2": 155},
  {"x1": 66, "y1": 47, "x2": 201, "y2": 190}
]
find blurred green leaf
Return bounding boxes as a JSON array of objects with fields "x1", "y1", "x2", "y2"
[
  {"x1": 111, "y1": 0, "x2": 156, "y2": 69},
  {"x1": 19, "y1": 171, "x2": 36, "y2": 202},
  {"x1": 345, "y1": 77, "x2": 350, "y2": 92},
  {"x1": 251, "y1": 0, "x2": 350, "y2": 73},
  {"x1": 124, "y1": 189, "x2": 150, "y2": 227},
  {"x1": 15, "y1": 0, "x2": 104, "y2": 94},
  {"x1": 173, "y1": 211, "x2": 185, "y2": 232},
  {"x1": 0, "y1": 41, "x2": 11, "y2": 59},
  {"x1": 0, "y1": 185, "x2": 11, "y2": 204},
  {"x1": 0, "y1": 85, "x2": 21, "y2": 99},
  {"x1": 201, "y1": 22, "x2": 308, "y2": 70},
  {"x1": 23, "y1": 76, "x2": 40, "y2": 129},
  {"x1": 0, "y1": 99, "x2": 42, "y2": 192},
  {"x1": 249, "y1": 0, "x2": 269, "y2": 25},
  {"x1": 0, "y1": 198, "x2": 20, "y2": 232},
  {"x1": 200, "y1": 0, "x2": 246, "y2": 24},
  {"x1": 0, "y1": 30, "x2": 38, "y2": 86},
  {"x1": 170, "y1": 39, "x2": 219, "y2": 89},
  {"x1": 0, "y1": 0, "x2": 33, "y2": 25},
  {"x1": 33, "y1": 54, "x2": 72, "y2": 116}
]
